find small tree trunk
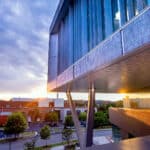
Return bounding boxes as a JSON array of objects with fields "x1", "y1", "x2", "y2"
[{"x1": 9, "y1": 141, "x2": 11, "y2": 150}]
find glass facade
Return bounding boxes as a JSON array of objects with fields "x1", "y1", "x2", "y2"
[
  {"x1": 112, "y1": 125, "x2": 122, "y2": 142},
  {"x1": 50, "y1": 0, "x2": 150, "y2": 78}
]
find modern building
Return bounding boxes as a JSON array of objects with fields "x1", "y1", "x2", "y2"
[{"x1": 48, "y1": 0, "x2": 150, "y2": 149}]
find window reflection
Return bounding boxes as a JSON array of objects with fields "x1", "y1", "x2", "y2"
[{"x1": 112, "y1": 0, "x2": 120, "y2": 31}]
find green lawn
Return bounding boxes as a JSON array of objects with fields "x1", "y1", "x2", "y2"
[
  {"x1": 34, "y1": 140, "x2": 78, "y2": 150},
  {"x1": 0, "y1": 131, "x2": 35, "y2": 143}
]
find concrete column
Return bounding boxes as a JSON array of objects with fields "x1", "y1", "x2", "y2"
[
  {"x1": 86, "y1": 82, "x2": 95, "y2": 147},
  {"x1": 66, "y1": 91, "x2": 85, "y2": 149},
  {"x1": 118, "y1": 0, "x2": 127, "y2": 26}
]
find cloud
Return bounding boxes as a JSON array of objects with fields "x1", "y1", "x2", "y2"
[{"x1": 0, "y1": 0, "x2": 59, "y2": 97}]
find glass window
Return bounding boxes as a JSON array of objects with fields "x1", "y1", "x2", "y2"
[
  {"x1": 147, "y1": 0, "x2": 150, "y2": 5},
  {"x1": 112, "y1": 0, "x2": 120, "y2": 30},
  {"x1": 126, "y1": 0, "x2": 136, "y2": 21}
]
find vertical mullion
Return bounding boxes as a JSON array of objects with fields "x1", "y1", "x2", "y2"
[
  {"x1": 88, "y1": 0, "x2": 92, "y2": 49},
  {"x1": 127, "y1": 0, "x2": 135, "y2": 20},
  {"x1": 74, "y1": 1, "x2": 77, "y2": 61},
  {"x1": 79, "y1": 0, "x2": 82, "y2": 57},
  {"x1": 96, "y1": 0, "x2": 103, "y2": 44},
  {"x1": 118, "y1": 0, "x2": 127, "y2": 26},
  {"x1": 76, "y1": 0, "x2": 78, "y2": 60},
  {"x1": 86, "y1": 82, "x2": 95, "y2": 147},
  {"x1": 61, "y1": 21, "x2": 64, "y2": 73},
  {"x1": 136, "y1": 0, "x2": 145, "y2": 12},
  {"x1": 68, "y1": 5, "x2": 73, "y2": 65},
  {"x1": 81, "y1": 0, "x2": 88, "y2": 55},
  {"x1": 92, "y1": 0, "x2": 96, "y2": 47},
  {"x1": 104, "y1": 0, "x2": 113, "y2": 37}
]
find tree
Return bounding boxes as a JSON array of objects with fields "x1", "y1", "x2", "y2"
[
  {"x1": 45, "y1": 112, "x2": 58, "y2": 123},
  {"x1": 64, "y1": 115, "x2": 74, "y2": 127},
  {"x1": 4, "y1": 112, "x2": 27, "y2": 138},
  {"x1": 62, "y1": 128, "x2": 73, "y2": 145},
  {"x1": 24, "y1": 139, "x2": 36, "y2": 150},
  {"x1": 94, "y1": 111, "x2": 110, "y2": 128},
  {"x1": 114, "y1": 100, "x2": 123, "y2": 108},
  {"x1": 28, "y1": 108, "x2": 40, "y2": 122},
  {"x1": 79, "y1": 112, "x2": 86, "y2": 121},
  {"x1": 40, "y1": 125, "x2": 50, "y2": 147}
]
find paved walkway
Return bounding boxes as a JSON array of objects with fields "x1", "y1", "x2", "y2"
[
  {"x1": 0, "y1": 128, "x2": 112, "y2": 150},
  {"x1": 51, "y1": 145, "x2": 64, "y2": 150}
]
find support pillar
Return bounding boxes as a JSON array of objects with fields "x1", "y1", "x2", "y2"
[
  {"x1": 66, "y1": 90, "x2": 85, "y2": 149},
  {"x1": 86, "y1": 82, "x2": 95, "y2": 147}
]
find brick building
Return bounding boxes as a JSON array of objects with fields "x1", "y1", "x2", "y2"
[{"x1": 0, "y1": 99, "x2": 87, "y2": 125}]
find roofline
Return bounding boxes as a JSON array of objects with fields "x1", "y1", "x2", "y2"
[{"x1": 49, "y1": 0, "x2": 71, "y2": 34}]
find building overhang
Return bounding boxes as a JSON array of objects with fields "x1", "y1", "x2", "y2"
[{"x1": 48, "y1": 7, "x2": 150, "y2": 93}]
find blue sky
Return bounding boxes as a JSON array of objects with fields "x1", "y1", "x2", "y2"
[{"x1": 0, "y1": 0, "x2": 59, "y2": 99}]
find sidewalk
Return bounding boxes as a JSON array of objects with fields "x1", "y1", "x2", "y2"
[{"x1": 51, "y1": 145, "x2": 64, "y2": 150}]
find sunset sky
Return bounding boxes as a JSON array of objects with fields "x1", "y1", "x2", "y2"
[
  {"x1": 0, "y1": 1, "x2": 149, "y2": 101},
  {"x1": 0, "y1": 0, "x2": 59, "y2": 99}
]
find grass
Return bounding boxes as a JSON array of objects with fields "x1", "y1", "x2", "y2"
[
  {"x1": 34, "y1": 140, "x2": 78, "y2": 150},
  {"x1": 0, "y1": 137, "x2": 23, "y2": 143},
  {"x1": 0, "y1": 131, "x2": 35, "y2": 143},
  {"x1": 95, "y1": 125, "x2": 112, "y2": 129},
  {"x1": 21, "y1": 131, "x2": 35, "y2": 137}
]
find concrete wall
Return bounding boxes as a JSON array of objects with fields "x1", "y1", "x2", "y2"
[{"x1": 109, "y1": 108, "x2": 150, "y2": 138}]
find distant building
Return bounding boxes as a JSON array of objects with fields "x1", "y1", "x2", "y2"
[
  {"x1": 123, "y1": 97, "x2": 150, "y2": 109},
  {"x1": 0, "y1": 99, "x2": 88, "y2": 125},
  {"x1": 0, "y1": 100, "x2": 38, "y2": 125}
]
